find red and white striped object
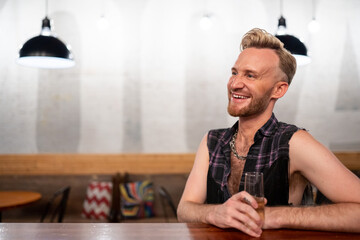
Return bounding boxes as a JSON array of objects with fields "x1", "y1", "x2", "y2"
[{"x1": 81, "y1": 181, "x2": 113, "y2": 220}]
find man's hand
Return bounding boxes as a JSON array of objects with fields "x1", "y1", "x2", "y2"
[
  {"x1": 206, "y1": 191, "x2": 264, "y2": 237},
  {"x1": 177, "y1": 134, "x2": 267, "y2": 237}
]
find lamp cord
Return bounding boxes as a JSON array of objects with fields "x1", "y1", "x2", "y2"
[
  {"x1": 45, "y1": 0, "x2": 48, "y2": 17},
  {"x1": 312, "y1": 0, "x2": 317, "y2": 20}
]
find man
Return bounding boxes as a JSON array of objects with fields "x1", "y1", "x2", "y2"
[{"x1": 177, "y1": 28, "x2": 360, "y2": 237}]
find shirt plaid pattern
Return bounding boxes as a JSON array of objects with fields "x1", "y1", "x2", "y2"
[{"x1": 207, "y1": 113, "x2": 301, "y2": 202}]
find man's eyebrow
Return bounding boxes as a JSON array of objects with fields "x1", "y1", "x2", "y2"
[
  {"x1": 231, "y1": 67, "x2": 237, "y2": 72},
  {"x1": 244, "y1": 69, "x2": 258, "y2": 74}
]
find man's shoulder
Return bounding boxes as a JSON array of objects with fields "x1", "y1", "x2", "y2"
[
  {"x1": 261, "y1": 114, "x2": 303, "y2": 138},
  {"x1": 276, "y1": 121, "x2": 304, "y2": 133},
  {"x1": 208, "y1": 122, "x2": 237, "y2": 140},
  {"x1": 208, "y1": 127, "x2": 230, "y2": 137},
  {"x1": 207, "y1": 126, "x2": 234, "y2": 148},
  {"x1": 272, "y1": 121, "x2": 306, "y2": 145}
]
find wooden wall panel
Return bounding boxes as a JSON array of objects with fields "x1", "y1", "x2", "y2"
[
  {"x1": 0, "y1": 152, "x2": 359, "y2": 175},
  {"x1": 333, "y1": 152, "x2": 360, "y2": 171},
  {"x1": 0, "y1": 154, "x2": 196, "y2": 175}
]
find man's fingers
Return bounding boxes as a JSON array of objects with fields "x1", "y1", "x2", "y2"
[
  {"x1": 228, "y1": 192, "x2": 263, "y2": 224},
  {"x1": 230, "y1": 216, "x2": 262, "y2": 237},
  {"x1": 242, "y1": 196, "x2": 252, "y2": 205},
  {"x1": 224, "y1": 211, "x2": 262, "y2": 237},
  {"x1": 233, "y1": 191, "x2": 258, "y2": 207},
  {"x1": 234, "y1": 211, "x2": 261, "y2": 230},
  {"x1": 224, "y1": 192, "x2": 264, "y2": 236},
  {"x1": 228, "y1": 200, "x2": 263, "y2": 231}
]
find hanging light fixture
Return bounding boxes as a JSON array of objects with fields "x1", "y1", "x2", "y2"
[
  {"x1": 308, "y1": 0, "x2": 320, "y2": 33},
  {"x1": 275, "y1": 0, "x2": 311, "y2": 66},
  {"x1": 199, "y1": 14, "x2": 213, "y2": 31},
  {"x1": 198, "y1": 0, "x2": 213, "y2": 31},
  {"x1": 97, "y1": 0, "x2": 109, "y2": 30},
  {"x1": 17, "y1": 0, "x2": 75, "y2": 69}
]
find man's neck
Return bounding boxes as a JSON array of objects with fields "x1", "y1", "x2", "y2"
[{"x1": 237, "y1": 111, "x2": 273, "y2": 145}]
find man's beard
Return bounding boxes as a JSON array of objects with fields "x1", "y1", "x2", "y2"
[{"x1": 227, "y1": 89, "x2": 273, "y2": 117}]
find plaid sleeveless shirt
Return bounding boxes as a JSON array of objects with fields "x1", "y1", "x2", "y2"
[{"x1": 206, "y1": 113, "x2": 300, "y2": 206}]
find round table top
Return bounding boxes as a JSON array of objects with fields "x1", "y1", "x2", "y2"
[{"x1": 0, "y1": 191, "x2": 42, "y2": 210}]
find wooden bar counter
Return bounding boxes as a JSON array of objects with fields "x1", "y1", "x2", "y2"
[{"x1": 0, "y1": 223, "x2": 358, "y2": 240}]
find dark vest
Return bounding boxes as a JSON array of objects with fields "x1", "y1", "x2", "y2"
[{"x1": 206, "y1": 114, "x2": 301, "y2": 206}]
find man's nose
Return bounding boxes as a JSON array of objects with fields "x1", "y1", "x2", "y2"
[{"x1": 230, "y1": 76, "x2": 245, "y2": 89}]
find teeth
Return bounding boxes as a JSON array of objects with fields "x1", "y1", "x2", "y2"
[{"x1": 233, "y1": 94, "x2": 248, "y2": 99}]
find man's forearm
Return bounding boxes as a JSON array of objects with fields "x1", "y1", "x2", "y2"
[
  {"x1": 177, "y1": 201, "x2": 216, "y2": 224},
  {"x1": 265, "y1": 203, "x2": 360, "y2": 232}
]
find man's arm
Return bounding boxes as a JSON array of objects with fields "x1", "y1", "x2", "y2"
[
  {"x1": 177, "y1": 134, "x2": 263, "y2": 237},
  {"x1": 264, "y1": 130, "x2": 360, "y2": 232},
  {"x1": 177, "y1": 134, "x2": 210, "y2": 222}
]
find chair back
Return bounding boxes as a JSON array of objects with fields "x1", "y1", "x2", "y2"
[
  {"x1": 158, "y1": 186, "x2": 177, "y2": 222},
  {"x1": 108, "y1": 172, "x2": 129, "y2": 222},
  {"x1": 40, "y1": 186, "x2": 71, "y2": 222}
]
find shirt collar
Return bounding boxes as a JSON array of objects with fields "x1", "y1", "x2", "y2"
[
  {"x1": 256, "y1": 113, "x2": 279, "y2": 138},
  {"x1": 223, "y1": 113, "x2": 279, "y2": 145}
]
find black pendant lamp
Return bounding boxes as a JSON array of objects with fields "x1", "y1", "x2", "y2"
[
  {"x1": 17, "y1": 1, "x2": 74, "y2": 69},
  {"x1": 275, "y1": 1, "x2": 311, "y2": 65}
]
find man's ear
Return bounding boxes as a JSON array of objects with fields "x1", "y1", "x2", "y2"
[{"x1": 272, "y1": 81, "x2": 289, "y2": 99}]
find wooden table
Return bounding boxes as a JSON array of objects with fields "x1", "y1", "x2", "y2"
[
  {"x1": 0, "y1": 223, "x2": 358, "y2": 240},
  {"x1": 0, "y1": 191, "x2": 41, "y2": 222}
]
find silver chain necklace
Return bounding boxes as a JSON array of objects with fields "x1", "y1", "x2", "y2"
[{"x1": 229, "y1": 129, "x2": 247, "y2": 161}]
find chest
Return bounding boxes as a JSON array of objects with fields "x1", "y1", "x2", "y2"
[{"x1": 228, "y1": 154, "x2": 247, "y2": 195}]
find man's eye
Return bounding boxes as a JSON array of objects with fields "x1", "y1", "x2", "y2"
[
  {"x1": 232, "y1": 72, "x2": 237, "y2": 76},
  {"x1": 247, "y1": 74, "x2": 254, "y2": 78}
]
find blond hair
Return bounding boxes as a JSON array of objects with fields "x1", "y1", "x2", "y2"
[{"x1": 240, "y1": 28, "x2": 296, "y2": 85}]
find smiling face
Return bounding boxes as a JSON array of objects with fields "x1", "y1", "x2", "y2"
[{"x1": 227, "y1": 47, "x2": 287, "y2": 118}]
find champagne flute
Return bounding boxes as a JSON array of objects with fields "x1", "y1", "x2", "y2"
[{"x1": 244, "y1": 172, "x2": 265, "y2": 221}]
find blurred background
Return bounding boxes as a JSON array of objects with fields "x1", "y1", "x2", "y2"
[{"x1": 0, "y1": 0, "x2": 359, "y2": 154}]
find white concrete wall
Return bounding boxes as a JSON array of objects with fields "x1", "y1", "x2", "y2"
[{"x1": 0, "y1": 0, "x2": 359, "y2": 153}]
